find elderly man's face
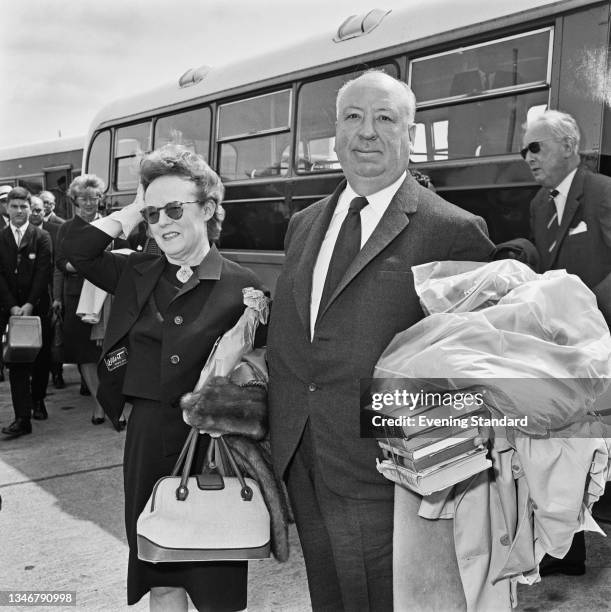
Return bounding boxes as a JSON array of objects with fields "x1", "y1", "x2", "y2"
[
  {"x1": 8, "y1": 198, "x2": 31, "y2": 227},
  {"x1": 29, "y1": 198, "x2": 45, "y2": 226},
  {"x1": 41, "y1": 195, "x2": 55, "y2": 215},
  {"x1": 334, "y1": 73, "x2": 413, "y2": 196},
  {"x1": 522, "y1": 120, "x2": 572, "y2": 189}
]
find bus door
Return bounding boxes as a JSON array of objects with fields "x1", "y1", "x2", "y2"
[{"x1": 44, "y1": 167, "x2": 74, "y2": 219}]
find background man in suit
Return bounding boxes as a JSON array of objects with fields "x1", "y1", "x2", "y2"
[
  {"x1": 0, "y1": 185, "x2": 11, "y2": 229},
  {"x1": 0, "y1": 185, "x2": 13, "y2": 381},
  {"x1": 524, "y1": 109, "x2": 611, "y2": 575},
  {"x1": 268, "y1": 71, "x2": 494, "y2": 611},
  {"x1": 0, "y1": 187, "x2": 52, "y2": 438},
  {"x1": 29, "y1": 195, "x2": 64, "y2": 389},
  {"x1": 40, "y1": 191, "x2": 65, "y2": 225}
]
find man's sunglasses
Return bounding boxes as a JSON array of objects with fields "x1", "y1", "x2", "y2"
[
  {"x1": 520, "y1": 139, "x2": 554, "y2": 159},
  {"x1": 140, "y1": 200, "x2": 200, "y2": 224}
]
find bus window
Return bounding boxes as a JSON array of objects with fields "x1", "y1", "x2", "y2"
[
  {"x1": 296, "y1": 63, "x2": 397, "y2": 173},
  {"x1": 219, "y1": 133, "x2": 291, "y2": 180},
  {"x1": 220, "y1": 201, "x2": 289, "y2": 250},
  {"x1": 17, "y1": 176, "x2": 43, "y2": 194},
  {"x1": 115, "y1": 122, "x2": 151, "y2": 190},
  {"x1": 154, "y1": 107, "x2": 211, "y2": 160},
  {"x1": 87, "y1": 130, "x2": 111, "y2": 188},
  {"x1": 410, "y1": 28, "x2": 552, "y2": 160},
  {"x1": 218, "y1": 91, "x2": 291, "y2": 180}
]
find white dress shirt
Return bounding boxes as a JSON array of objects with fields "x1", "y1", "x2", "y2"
[
  {"x1": 10, "y1": 221, "x2": 28, "y2": 246},
  {"x1": 310, "y1": 171, "x2": 407, "y2": 337},
  {"x1": 552, "y1": 168, "x2": 577, "y2": 224}
]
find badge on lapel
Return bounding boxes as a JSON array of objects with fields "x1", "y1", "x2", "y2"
[
  {"x1": 104, "y1": 346, "x2": 128, "y2": 371},
  {"x1": 28, "y1": 253, "x2": 36, "y2": 260}
]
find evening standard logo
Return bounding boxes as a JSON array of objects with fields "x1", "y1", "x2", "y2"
[{"x1": 370, "y1": 413, "x2": 529, "y2": 429}]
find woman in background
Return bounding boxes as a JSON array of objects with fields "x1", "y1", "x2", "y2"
[{"x1": 54, "y1": 175, "x2": 117, "y2": 425}]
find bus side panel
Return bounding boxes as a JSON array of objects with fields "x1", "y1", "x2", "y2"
[
  {"x1": 556, "y1": 4, "x2": 610, "y2": 169},
  {"x1": 599, "y1": 4, "x2": 611, "y2": 177}
]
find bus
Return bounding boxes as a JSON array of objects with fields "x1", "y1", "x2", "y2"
[
  {"x1": 83, "y1": 0, "x2": 611, "y2": 291},
  {"x1": 0, "y1": 136, "x2": 84, "y2": 219}
]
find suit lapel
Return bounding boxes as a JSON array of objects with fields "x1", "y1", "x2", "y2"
[
  {"x1": 292, "y1": 184, "x2": 342, "y2": 334},
  {"x1": 17, "y1": 224, "x2": 35, "y2": 252},
  {"x1": 102, "y1": 256, "x2": 165, "y2": 354},
  {"x1": 316, "y1": 175, "x2": 417, "y2": 322},
  {"x1": 547, "y1": 168, "x2": 584, "y2": 269}
]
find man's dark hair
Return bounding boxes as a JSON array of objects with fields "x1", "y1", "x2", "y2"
[{"x1": 7, "y1": 186, "x2": 31, "y2": 203}]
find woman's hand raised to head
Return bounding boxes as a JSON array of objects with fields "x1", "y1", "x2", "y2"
[{"x1": 93, "y1": 183, "x2": 146, "y2": 239}]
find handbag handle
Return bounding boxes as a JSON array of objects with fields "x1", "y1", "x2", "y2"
[{"x1": 172, "y1": 428, "x2": 253, "y2": 502}]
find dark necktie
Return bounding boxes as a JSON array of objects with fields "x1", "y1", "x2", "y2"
[
  {"x1": 546, "y1": 189, "x2": 559, "y2": 253},
  {"x1": 318, "y1": 196, "x2": 369, "y2": 317}
]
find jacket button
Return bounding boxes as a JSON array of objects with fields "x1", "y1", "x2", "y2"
[
  {"x1": 500, "y1": 534, "x2": 510, "y2": 546},
  {"x1": 170, "y1": 355, "x2": 180, "y2": 365},
  {"x1": 308, "y1": 383, "x2": 317, "y2": 392},
  {"x1": 174, "y1": 315, "x2": 183, "y2": 325}
]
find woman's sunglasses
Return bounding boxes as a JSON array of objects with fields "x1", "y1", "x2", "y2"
[{"x1": 140, "y1": 200, "x2": 200, "y2": 224}]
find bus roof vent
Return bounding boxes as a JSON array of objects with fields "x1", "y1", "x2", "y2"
[
  {"x1": 333, "y1": 8, "x2": 391, "y2": 43},
  {"x1": 178, "y1": 64, "x2": 212, "y2": 88}
]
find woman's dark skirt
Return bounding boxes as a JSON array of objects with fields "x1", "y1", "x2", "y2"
[
  {"x1": 61, "y1": 292, "x2": 102, "y2": 364},
  {"x1": 124, "y1": 397, "x2": 247, "y2": 610}
]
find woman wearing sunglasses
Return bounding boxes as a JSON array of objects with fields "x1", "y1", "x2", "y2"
[{"x1": 62, "y1": 145, "x2": 264, "y2": 612}]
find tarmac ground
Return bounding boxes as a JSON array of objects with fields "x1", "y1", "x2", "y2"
[{"x1": 1, "y1": 364, "x2": 610, "y2": 611}]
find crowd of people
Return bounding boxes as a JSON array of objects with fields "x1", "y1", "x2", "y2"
[{"x1": 1, "y1": 70, "x2": 610, "y2": 611}]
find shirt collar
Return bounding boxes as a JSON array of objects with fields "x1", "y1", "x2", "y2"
[
  {"x1": 10, "y1": 221, "x2": 29, "y2": 234},
  {"x1": 554, "y1": 168, "x2": 578, "y2": 198},
  {"x1": 195, "y1": 244, "x2": 223, "y2": 280},
  {"x1": 341, "y1": 171, "x2": 407, "y2": 215}
]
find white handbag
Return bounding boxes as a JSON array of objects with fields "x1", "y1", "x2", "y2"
[{"x1": 137, "y1": 429, "x2": 271, "y2": 563}]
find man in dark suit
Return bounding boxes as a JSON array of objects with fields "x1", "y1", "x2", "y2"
[
  {"x1": 0, "y1": 185, "x2": 11, "y2": 229},
  {"x1": 267, "y1": 71, "x2": 495, "y2": 611},
  {"x1": 29, "y1": 195, "x2": 65, "y2": 389},
  {"x1": 0, "y1": 187, "x2": 53, "y2": 438},
  {"x1": 0, "y1": 185, "x2": 12, "y2": 381},
  {"x1": 524, "y1": 109, "x2": 611, "y2": 575}
]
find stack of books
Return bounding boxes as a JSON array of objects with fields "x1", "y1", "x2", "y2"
[{"x1": 376, "y1": 399, "x2": 492, "y2": 496}]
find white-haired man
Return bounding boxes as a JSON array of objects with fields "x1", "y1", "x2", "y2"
[
  {"x1": 39, "y1": 191, "x2": 65, "y2": 224},
  {"x1": 523, "y1": 109, "x2": 611, "y2": 575}
]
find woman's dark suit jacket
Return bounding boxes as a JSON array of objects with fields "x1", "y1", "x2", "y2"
[{"x1": 62, "y1": 216, "x2": 263, "y2": 434}]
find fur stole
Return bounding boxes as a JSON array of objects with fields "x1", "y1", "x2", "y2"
[{"x1": 181, "y1": 376, "x2": 267, "y2": 439}]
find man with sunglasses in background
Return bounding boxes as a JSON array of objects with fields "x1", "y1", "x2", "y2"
[{"x1": 522, "y1": 109, "x2": 611, "y2": 575}]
